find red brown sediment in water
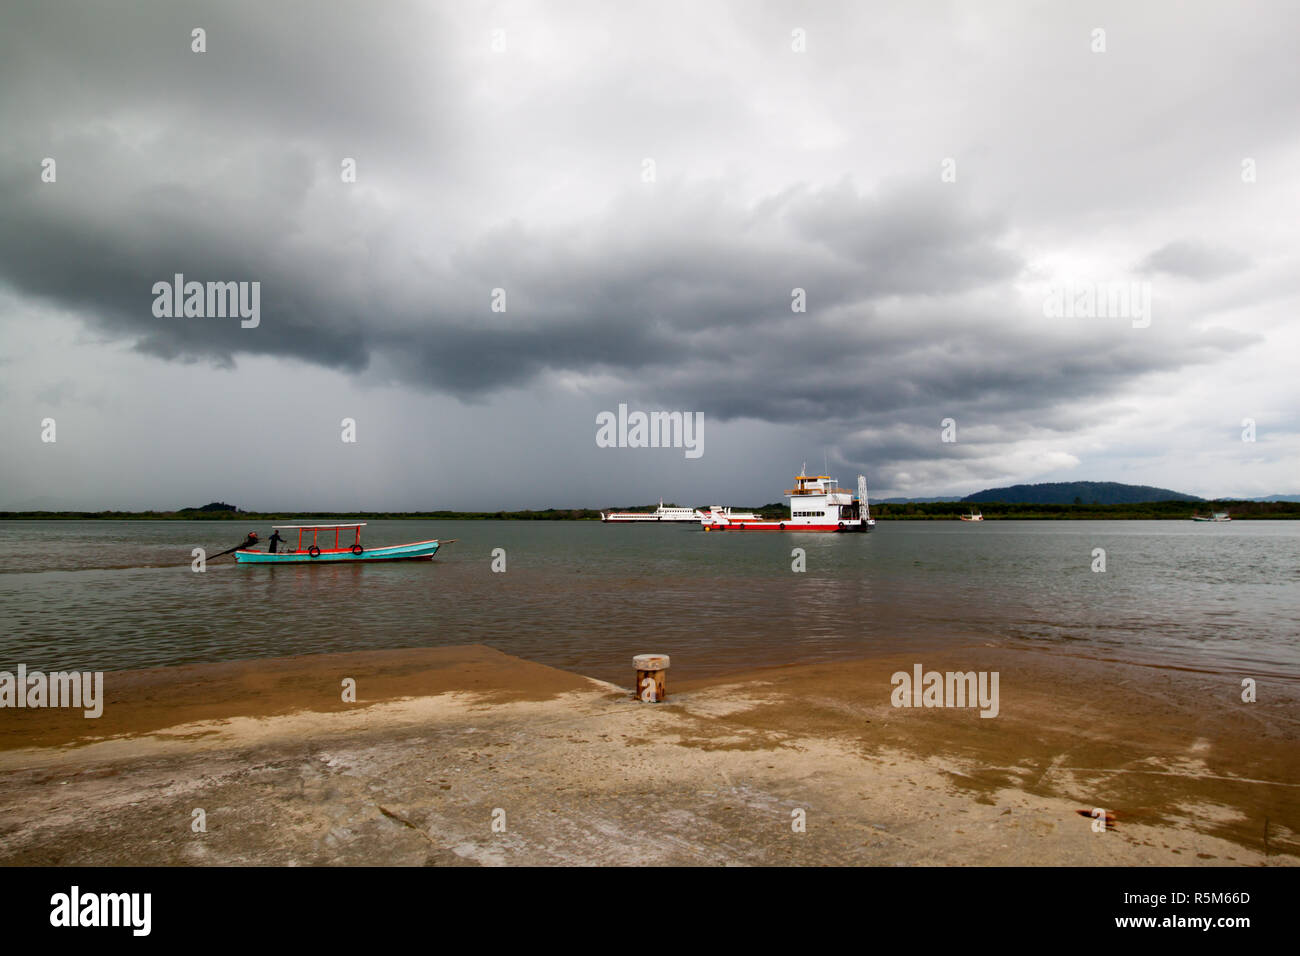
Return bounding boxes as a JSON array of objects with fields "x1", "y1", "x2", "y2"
[
  {"x1": 0, "y1": 645, "x2": 593, "y2": 752},
  {"x1": 0, "y1": 644, "x2": 1294, "y2": 866}
]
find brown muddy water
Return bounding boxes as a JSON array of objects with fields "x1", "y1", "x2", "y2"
[{"x1": 1, "y1": 519, "x2": 1297, "y2": 685}]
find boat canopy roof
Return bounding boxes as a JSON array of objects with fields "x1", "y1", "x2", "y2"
[{"x1": 271, "y1": 523, "x2": 367, "y2": 530}]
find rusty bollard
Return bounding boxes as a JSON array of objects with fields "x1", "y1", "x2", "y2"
[{"x1": 633, "y1": 654, "x2": 670, "y2": 702}]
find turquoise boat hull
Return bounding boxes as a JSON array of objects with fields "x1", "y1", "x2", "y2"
[{"x1": 234, "y1": 539, "x2": 441, "y2": 564}]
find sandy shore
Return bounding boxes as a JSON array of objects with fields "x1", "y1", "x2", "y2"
[{"x1": 0, "y1": 644, "x2": 1295, "y2": 865}]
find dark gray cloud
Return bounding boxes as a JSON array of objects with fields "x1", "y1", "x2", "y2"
[
  {"x1": 0, "y1": 152, "x2": 1241, "y2": 419},
  {"x1": 1139, "y1": 240, "x2": 1252, "y2": 281}
]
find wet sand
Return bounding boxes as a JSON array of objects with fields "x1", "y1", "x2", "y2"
[{"x1": 0, "y1": 644, "x2": 1295, "y2": 865}]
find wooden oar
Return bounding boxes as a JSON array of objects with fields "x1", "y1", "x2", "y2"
[{"x1": 209, "y1": 533, "x2": 260, "y2": 560}]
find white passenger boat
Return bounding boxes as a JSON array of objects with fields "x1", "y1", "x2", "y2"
[{"x1": 601, "y1": 500, "x2": 704, "y2": 523}]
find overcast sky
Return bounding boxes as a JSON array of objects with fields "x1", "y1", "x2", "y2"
[{"x1": 2, "y1": 0, "x2": 1297, "y2": 510}]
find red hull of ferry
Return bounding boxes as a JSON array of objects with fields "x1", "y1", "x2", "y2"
[{"x1": 702, "y1": 521, "x2": 862, "y2": 532}]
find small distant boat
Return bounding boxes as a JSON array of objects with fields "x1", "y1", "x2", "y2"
[
  {"x1": 959, "y1": 509, "x2": 983, "y2": 522},
  {"x1": 601, "y1": 500, "x2": 704, "y2": 523},
  {"x1": 234, "y1": 523, "x2": 444, "y2": 563},
  {"x1": 1191, "y1": 511, "x2": 1232, "y2": 522}
]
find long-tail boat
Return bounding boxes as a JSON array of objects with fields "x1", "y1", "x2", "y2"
[{"x1": 234, "y1": 523, "x2": 443, "y2": 563}]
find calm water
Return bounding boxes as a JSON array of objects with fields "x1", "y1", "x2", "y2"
[{"x1": 1, "y1": 520, "x2": 1297, "y2": 684}]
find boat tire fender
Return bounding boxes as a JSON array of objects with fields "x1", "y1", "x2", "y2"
[
  {"x1": 308, "y1": 546, "x2": 321, "y2": 557},
  {"x1": 779, "y1": 523, "x2": 785, "y2": 530},
  {"x1": 351, "y1": 544, "x2": 364, "y2": 556}
]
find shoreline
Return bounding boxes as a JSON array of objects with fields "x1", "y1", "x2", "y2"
[
  {"x1": 3, "y1": 513, "x2": 1298, "y2": 521},
  {"x1": 1, "y1": 644, "x2": 1294, "y2": 866}
]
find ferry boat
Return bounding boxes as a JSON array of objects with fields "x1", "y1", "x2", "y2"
[
  {"x1": 234, "y1": 523, "x2": 444, "y2": 563},
  {"x1": 959, "y1": 509, "x2": 983, "y2": 522},
  {"x1": 1191, "y1": 511, "x2": 1232, "y2": 522},
  {"x1": 601, "y1": 500, "x2": 704, "y2": 523},
  {"x1": 702, "y1": 471, "x2": 874, "y2": 532}
]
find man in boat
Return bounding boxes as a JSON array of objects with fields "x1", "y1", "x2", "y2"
[{"x1": 268, "y1": 529, "x2": 283, "y2": 554}]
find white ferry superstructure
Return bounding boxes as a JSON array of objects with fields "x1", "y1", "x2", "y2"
[
  {"x1": 600, "y1": 500, "x2": 705, "y2": 523},
  {"x1": 702, "y1": 505, "x2": 758, "y2": 522}
]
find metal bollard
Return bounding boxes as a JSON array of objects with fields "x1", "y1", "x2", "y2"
[{"x1": 633, "y1": 654, "x2": 670, "y2": 702}]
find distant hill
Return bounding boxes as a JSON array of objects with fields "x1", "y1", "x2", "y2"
[
  {"x1": 1238, "y1": 494, "x2": 1300, "y2": 503},
  {"x1": 964, "y1": 481, "x2": 1201, "y2": 505}
]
